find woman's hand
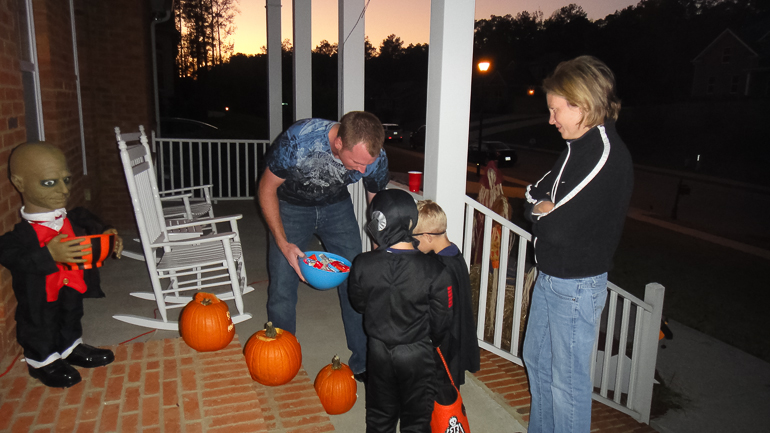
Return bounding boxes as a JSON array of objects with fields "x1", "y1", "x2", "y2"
[{"x1": 533, "y1": 200, "x2": 555, "y2": 216}]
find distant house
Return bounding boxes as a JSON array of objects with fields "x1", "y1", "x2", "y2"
[{"x1": 692, "y1": 28, "x2": 770, "y2": 98}]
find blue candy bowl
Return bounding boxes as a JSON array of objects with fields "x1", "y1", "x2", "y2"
[{"x1": 298, "y1": 251, "x2": 352, "y2": 290}]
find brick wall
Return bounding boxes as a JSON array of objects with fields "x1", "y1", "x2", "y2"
[
  {"x1": 0, "y1": 0, "x2": 28, "y2": 366},
  {"x1": 0, "y1": 0, "x2": 155, "y2": 364},
  {"x1": 75, "y1": 0, "x2": 154, "y2": 230}
]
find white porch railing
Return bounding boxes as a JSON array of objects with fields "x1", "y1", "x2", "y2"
[
  {"x1": 152, "y1": 134, "x2": 270, "y2": 200},
  {"x1": 152, "y1": 136, "x2": 663, "y2": 424},
  {"x1": 458, "y1": 194, "x2": 664, "y2": 424}
]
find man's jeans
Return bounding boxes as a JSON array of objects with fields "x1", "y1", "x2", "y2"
[
  {"x1": 523, "y1": 272, "x2": 608, "y2": 433},
  {"x1": 267, "y1": 199, "x2": 367, "y2": 374}
]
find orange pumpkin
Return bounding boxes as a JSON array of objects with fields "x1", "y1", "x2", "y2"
[
  {"x1": 179, "y1": 292, "x2": 235, "y2": 352},
  {"x1": 314, "y1": 354, "x2": 357, "y2": 415},
  {"x1": 243, "y1": 322, "x2": 302, "y2": 386}
]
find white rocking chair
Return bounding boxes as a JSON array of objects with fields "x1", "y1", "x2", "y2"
[
  {"x1": 112, "y1": 126, "x2": 254, "y2": 330},
  {"x1": 119, "y1": 125, "x2": 215, "y2": 223}
]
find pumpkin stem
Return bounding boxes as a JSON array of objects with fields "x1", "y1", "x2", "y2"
[
  {"x1": 265, "y1": 321, "x2": 277, "y2": 338},
  {"x1": 200, "y1": 297, "x2": 212, "y2": 306},
  {"x1": 331, "y1": 354, "x2": 341, "y2": 370}
]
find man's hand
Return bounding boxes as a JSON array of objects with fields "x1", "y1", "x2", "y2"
[
  {"x1": 103, "y1": 228, "x2": 123, "y2": 259},
  {"x1": 279, "y1": 242, "x2": 307, "y2": 282},
  {"x1": 47, "y1": 234, "x2": 90, "y2": 264}
]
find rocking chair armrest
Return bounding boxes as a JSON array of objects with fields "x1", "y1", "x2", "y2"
[
  {"x1": 153, "y1": 231, "x2": 237, "y2": 247},
  {"x1": 165, "y1": 214, "x2": 243, "y2": 230},
  {"x1": 159, "y1": 185, "x2": 213, "y2": 196},
  {"x1": 159, "y1": 193, "x2": 193, "y2": 202}
]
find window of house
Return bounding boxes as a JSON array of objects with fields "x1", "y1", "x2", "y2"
[
  {"x1": 722, "y1": 47, "x2": 731, "y2": 64},
  {"x1": 730, "y1": 75, "x2": 740, "y2": 94},
  {"x1": 707, "y1": 77, "x2": 716, "y2": 94},
  {"x1": 17, "y1": 0, "x2": 44, "y2": 142}
]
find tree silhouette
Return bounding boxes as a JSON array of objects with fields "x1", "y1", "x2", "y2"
[
  {"x1": 379, "y1": 34, "x2": 405, "y2": 59},
  {"x1": 175, "y1": 0, "x2": 240, "y2": 78},
  {"x1": 313, "y1": 40, "x2": 338, "y2": 57}
]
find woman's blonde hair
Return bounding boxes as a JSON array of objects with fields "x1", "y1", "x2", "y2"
[
  {"x1": 414, "y1": 200, "x2": 447, "y2": 234},
  {"x1": 542, "y1": 55, "x2": 621, "y2": 129}
]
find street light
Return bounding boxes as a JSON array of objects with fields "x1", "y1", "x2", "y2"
[{"x1": 476, "y1": 61, "x2": 491, "y2": 172}]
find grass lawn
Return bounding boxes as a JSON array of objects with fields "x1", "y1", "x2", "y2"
[
  {"x1": 507, "y1": 200, "x2": 770, "y2": 364},
  {"x1": 608, "y1": 218, "x2": 770, "y2": 363}
]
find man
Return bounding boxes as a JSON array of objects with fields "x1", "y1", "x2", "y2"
[
  {"x1": 258, "y1": 111, "x2": 389, "y2": 380},
  {"x1": 1, "y1": 142, "x2": 122, "y2": 388}
]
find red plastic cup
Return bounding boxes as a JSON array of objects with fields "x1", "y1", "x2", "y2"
[{"x1": 408, "y1": 171, "x2": 422, "y2": 193}]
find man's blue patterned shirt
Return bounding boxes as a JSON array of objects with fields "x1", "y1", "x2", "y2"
[{"x1": 265, "y1": 118, "x2": 389, "y2": 206}]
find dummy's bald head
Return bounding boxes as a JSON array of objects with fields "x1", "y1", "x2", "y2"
[
  {"x1": 9, "y1": 142, "x2": 72, "y2": 213},
  {"x1": 9, "y1": 142, "x2": 65, "y2": 177}
]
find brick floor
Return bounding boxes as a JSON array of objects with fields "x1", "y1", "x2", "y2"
[
  {"x1": 1, "y1": 339, "x2": 658, "y2": 432},
  {"x1": 0, "y1": 335, "x2": 334, "y2": 433},
  {"x1": 472, "y1": 349, "x2": 659, "y2": 432}
]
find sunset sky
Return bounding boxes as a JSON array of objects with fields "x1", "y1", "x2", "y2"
[{"x1": 231, "y1": 0, "x2": 640, "y2": 55}]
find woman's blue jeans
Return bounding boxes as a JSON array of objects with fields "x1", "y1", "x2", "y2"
[
  {"x1": 267, "y1": 199, "x2": 367, "y2": 374},
  {"x1": 523, "y1": 271, "x2": 608, "y2": 433}
]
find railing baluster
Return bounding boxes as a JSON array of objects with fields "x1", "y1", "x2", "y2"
[
  {"x1": 510, "y1": 235, "x2": 528, "y2": 357},
  {"x1": 493, "y1": 227, "x2": 510, "y2": 348},
  {"x1": 208, "y1": 142, "x2": 213, "y2": 199},
  {"x1": 217, "y1": 142, "x2": 223, "y2": 198},
  {"x1": 600, "y1": 290, "x2": 619, "y2": 397},
  {"x1": 227, "y1": 143, "x2": 232, "y2": 198},
  {"x1": 159, "y1": 140, "x2": 166, "y2": 190},
  {"x1": 614, "y1": 297, "x2": 632, "y2": 403},
  {"x1": 200, "y1": 141, "x2": 206, "y2": 197},
  {"x1": 169, "y1": 142, "x2": 175, "y2": 190},
  {"x1": 476, "y1": 216, "x2": 494, "y2": 341},
  {"x1": 236, "y1": 141, "x2": 241, "y2": 198},
  {"x1": 627, "y1": 305, "x2": 644, "y2": 409},
  {"x1": 462, "y1": 205, "x2": 474, "y2": 270},
  {"x1": 188, "y1": 141, "x2": 194, "y2": 192}
]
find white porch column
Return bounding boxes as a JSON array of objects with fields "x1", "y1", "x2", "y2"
[
  {"x1": 337, "y1": 0, "x2": 365, "y2": 115},
  {"x1": 424, "y1": 0, "x2": 476, "y2": 243},
  {"x1": 266, "y1": 0, "x2": 283, "y2": 141},
  {"x1": 293, "y1": 0, "x2": 312, "y2": 120},
  {"x1": 339, "y1": 0, "x2": 368, "y2": 251}
]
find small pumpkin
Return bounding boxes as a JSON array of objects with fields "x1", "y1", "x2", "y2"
[
  {"x1": 243, "y1": 322, "x2": 302, "y2": 386},
  {"x1": 179, "y1": 292, "x2": 235, "y2": 352},
  {"x1": 314, "y1": 354, "x2": 357, "y2": 415}
]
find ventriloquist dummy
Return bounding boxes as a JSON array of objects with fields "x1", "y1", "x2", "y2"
[{"x1": 0, "y1": 142, "x2": 123, "y2": 388}]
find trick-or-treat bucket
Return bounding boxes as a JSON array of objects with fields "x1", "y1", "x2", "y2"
[
  {"x1": 62, "y1": 234, "x2": 115, "y2": 270},
  {"x1": 298, "y1": 251, "x2": 351, "y2": 290}
]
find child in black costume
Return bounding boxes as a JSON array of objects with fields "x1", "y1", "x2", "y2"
[
  {"x1": 413, "y1": 200, "x2": 480, "y2": 403},
  {"x1": 349, "y1": 189, "x2": 454, "y2": 433},
  {"x1": 0, "y1": 142, "x2": 122, "y2": 388}
]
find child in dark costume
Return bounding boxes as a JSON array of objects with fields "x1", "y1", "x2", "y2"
[
  {"x1": 0, "y1": 142, "x2": 122, "y2": 388},
  {"x1": 349, "y1": 189, "x2": 454, "y2": 433},
  {"x1": 413, "y1": 200, "x2": 480, "y2": 403}
]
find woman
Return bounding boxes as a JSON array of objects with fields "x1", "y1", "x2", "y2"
[{"x1": 522, "y1": 56, "x2": 634, "y2": 432}]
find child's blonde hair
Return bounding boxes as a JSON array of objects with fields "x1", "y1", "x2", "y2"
[{"x1": 415, "y1": 200, "x2": 447, "y2": 234}]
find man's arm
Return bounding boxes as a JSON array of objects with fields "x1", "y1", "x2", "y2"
[{"x1": 258, "y1": 167, "x2": 306, "y2": 281}]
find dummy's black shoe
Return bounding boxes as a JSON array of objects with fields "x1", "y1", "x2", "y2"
[
  {"x1": 65, "y1": 344, "x2": 115, "y2": 368},
  {"x1": 28, "y1": 359, "x2": 81, "y2": 388}
]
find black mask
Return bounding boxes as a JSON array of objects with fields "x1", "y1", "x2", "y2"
[{"x1": 366, "y1": 189, "x2": 419, "y2": 250}]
